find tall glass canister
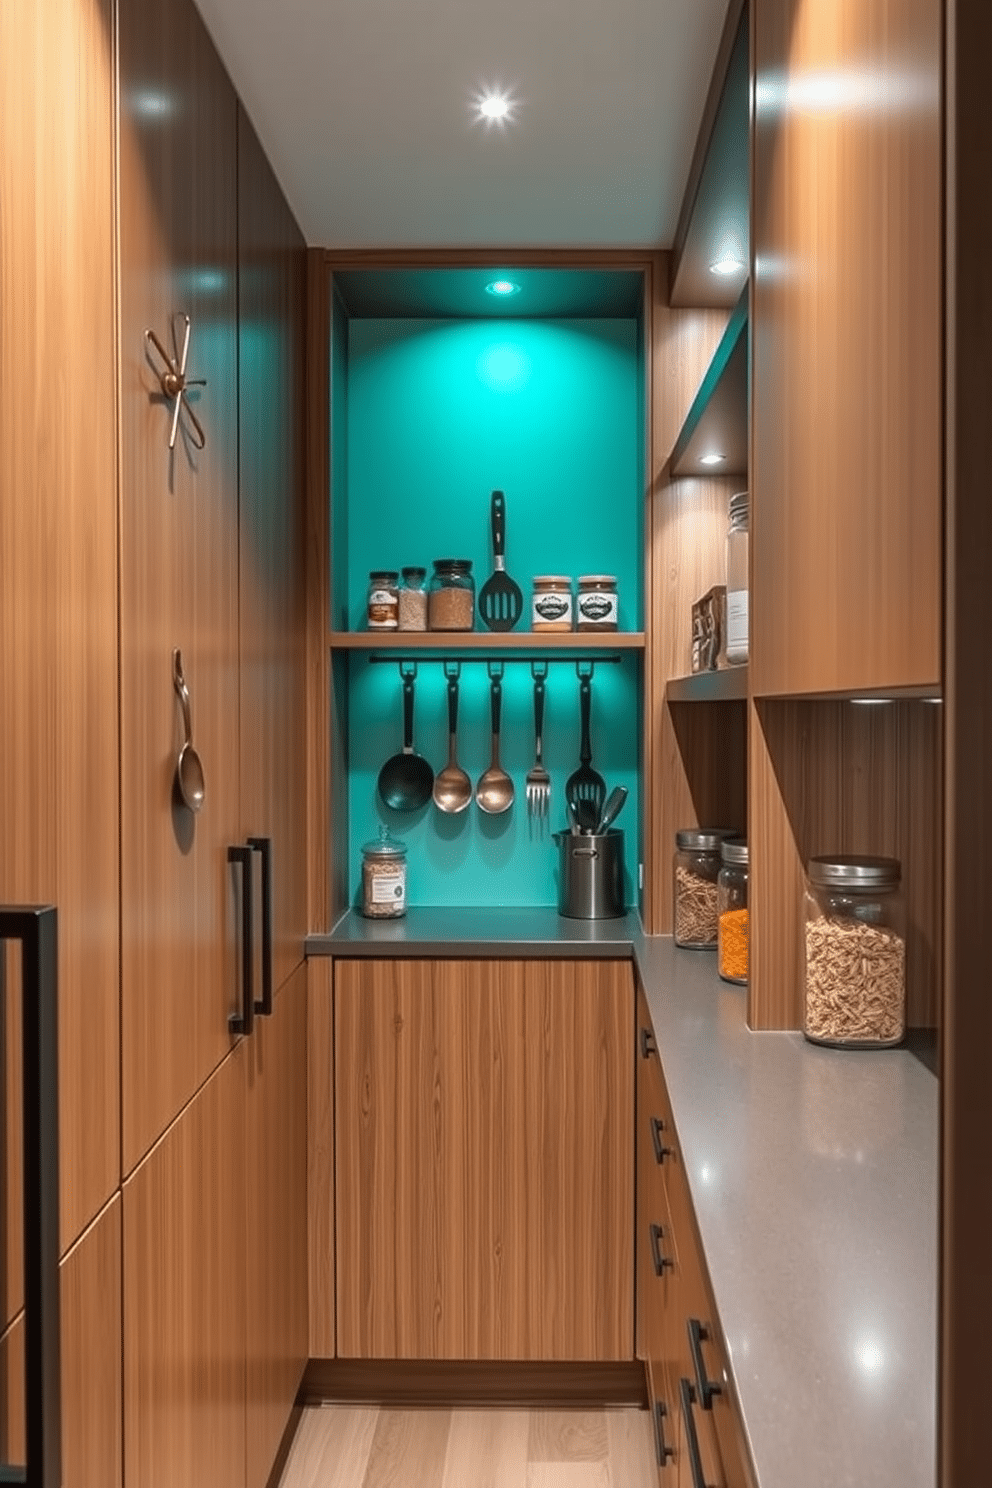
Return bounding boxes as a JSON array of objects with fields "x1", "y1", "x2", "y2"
[
  {"x1": 803, "y1": 855, "x2": 906, "y2": 1047},
  {"x1": 725, "y1": 491, "x2": 749, "y2": 664}
]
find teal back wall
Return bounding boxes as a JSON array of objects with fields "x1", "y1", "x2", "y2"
[{"x1": 340, "y1": 315, "x2": 643, "y2": 909}]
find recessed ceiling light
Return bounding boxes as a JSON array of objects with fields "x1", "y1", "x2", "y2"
[
  {"x1": 472, "y1": 86, "x2": 518, "y2": 128},
  {"x1": 486, "y1": 279, "x2": 520, "y2": 298},
  {"x1": 699, "y1": 453, "x2": 725, "y2": 466},
  {"x1": 710, "y1": 254, "x2": 747, "y2": 276}
]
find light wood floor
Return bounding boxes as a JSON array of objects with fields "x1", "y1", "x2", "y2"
[{"x1": 278, "y1": 1405, "x2": 658, "y2": 1488}]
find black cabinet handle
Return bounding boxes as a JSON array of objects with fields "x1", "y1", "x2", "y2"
[
  {"x1": 650, "y1": 1222, "x2": 674, "y2": 1276},
  {"x1": 679, "y1": 1377, "x2": 708, "y2": 1488},
  {"x1": 228, "y1": 844, "x2": 254, "y2": 1037},
  {"x1": 688, "y1": 1317, "x2": 723, "y2": 1410},
  {"x1": 651, "y1": 1114, "x2": 673, "y2": 1165},
  {"x1": 247, "y1": 836, "x2": 273, "y2": 1016},
  {"x1": 640, "y1": 1025, "x2": 657, "y2": 1058},
  {"x1": 652, "y1": 1398, "x2": 676, "y2": 1468}
]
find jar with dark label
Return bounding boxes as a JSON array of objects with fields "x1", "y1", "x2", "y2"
[
  {"x1": 673, "y1": 827, "x2": 738, "y2": 948},
  {"x1": 367, "y1": 570, "x2": 399, "y2": 630},
  {"x1": 428, "y1": 559, "x2": 476, "y2": 631},
  {"x1": 361, "y1": 827, "x2": 407, "y2": 918},
  {"x1": 803, "y1": 855, "x2": 905, "y2": 1047},
  {"x1": 531, "y1": 575, "x2": 573, "y2": 631},
  {"x1": 717, "y1": 838, "x2": 749, "y2": 983},
  {"x1": 397, "y1": 566, "x2": 428, "y2": 631},
  {"x1": 576, "y1": 574, "x2": 619, "y2": 631}
]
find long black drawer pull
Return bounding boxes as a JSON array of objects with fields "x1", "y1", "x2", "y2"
[
  {"x1": 688, "y1": 1316, "x2": 723, "y2": 1409},
  {"x1": 228, "y1": 844, "x2": 254, "y2": 1037},
  {"x1": 247, "y1": 836, "x2": 273, "y2": 1016},
  {"x1": 651, "y1": 1114, "x2": 673, "y2": 1165},
  {"x1": 679, "y1": 1377, "x2": 708, "y2": 1488},
  {"x1": 640, "y1": 1025, "x2": 657, "y2": 1058},
  {"x1": 653, "y1": 1398, "x2": 676, "y2": 1468},
  {"x1": 650, "y1": 1222, "x2": 674, "y2": 1276}
]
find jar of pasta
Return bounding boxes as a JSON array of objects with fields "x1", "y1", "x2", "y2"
[
  {"x1": 360, "y1": 828, "x2": 407, "y2": 919},
  {"x1": 803, "y1": 855, "x2": 905, "y2": 1047},
  {"x1": 717, "y1": 839, "x2": 749, "y2": 984},
  {"x1": 673, "y1": 828, "x2": 738, "y2": 948}
]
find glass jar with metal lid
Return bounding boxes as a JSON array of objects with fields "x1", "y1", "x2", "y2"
[
  {"x1": 397, "y1": 566, "x2": 428, "y2": 631},
  {"x1": 360, "y1": 827, "x2": 407, "y2": 919},
  {"x1": 673, "y1": 827, "x2": 739, "y2": 948},
  {"x1": 717, "y1": 838, "x2": 749, "y2": 984},
  {"x1": 576, "y1": 574, "x2": 618, "y2": 631},
  {"x1": 428, "y1": 559, "x2": 475, "y2": 631},
  {"x1": 803, "y1": 854, "x2": 906, "y2": 1047},
  {"x1": 531, "y1": 575, "x2": 573, "y2": 632},
  {"x1": 366, "y1": 570, "x2": 399, "y2": 630}
]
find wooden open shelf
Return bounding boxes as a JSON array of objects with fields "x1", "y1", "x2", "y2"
[
  {"x1": 669, "y1": 285, "x2": 748, "y2": 478},
  {"x1": 330, "y1": 630, "x2": 646, "y2": 652},
  {"x1": 666, "y1": 666, "x2": 748, "y2": 702}
]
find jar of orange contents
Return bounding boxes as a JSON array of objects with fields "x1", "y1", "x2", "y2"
[{"x1": 717, "y1": 838, "x2": 749, "y2": 984}]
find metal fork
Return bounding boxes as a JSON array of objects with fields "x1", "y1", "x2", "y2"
[{"x1": 525, "y1": 668, "x2": 551, "y2": 818}]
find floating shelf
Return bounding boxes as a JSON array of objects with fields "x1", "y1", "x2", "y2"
[
  {"x1": 667, "y1": 667, "x2": 748, "y2": 702},
  {"x1": 669, "y1": 284, "x2": 748, "y2": 479},
  {"x1": 330, "y1": 630, "x2": 646, "y2": 652}
]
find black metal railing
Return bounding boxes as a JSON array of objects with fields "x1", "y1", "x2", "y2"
[{"x1": 1, "y1": 907, "x2": 61, "y2": 1487}]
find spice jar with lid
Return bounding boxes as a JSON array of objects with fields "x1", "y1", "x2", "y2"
[
  {"x1": 803, "y1": 855, "x2": 905, "y2": 1047},
  {"x1": 576, "y1": 574, "x2": 619, "y2": 632},
  {"x1": 428, "y1": 559, "x2": 476, "y2": 631},
  {"x1": 531, "y1": 575, "x2": 573, "y2": 632},
  {"x1": 367, "y1": 570, "x2": 399, "y2": 630},
  {"x1": 360, "y1": 827, "x2": 408, "y2": 919},
  {"x1": 397, "y1": 566, "x2": 428, "y2": 631},
  {"x1": 673, "y1": 827, "x2": 738, "y2": 948},
  {"x1": 717, "y1": 838, "x2": 749, "y2": 984}
]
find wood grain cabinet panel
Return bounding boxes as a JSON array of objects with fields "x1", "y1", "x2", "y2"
[
  {"x1": 123, "y1": 1045, "x2": 247, "y2": 1488},
  {"x1": 0, "y1": 0, "x2": 120, "y2": 1283},
  {"x1": 245, "y1": 963, "x2": 309, "y2": 1488},
  {"x1": 335, "y1": 958, "x2": 634, "y2": 1362}
]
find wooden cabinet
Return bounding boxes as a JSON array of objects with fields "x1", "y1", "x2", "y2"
[{"x1": 335, "y1": 957, "x2": 634, "y2": 1361}]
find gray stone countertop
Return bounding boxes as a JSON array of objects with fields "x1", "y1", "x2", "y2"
[{"x1": 306, "y1": 908, "x2": 939, "y2": 1488}]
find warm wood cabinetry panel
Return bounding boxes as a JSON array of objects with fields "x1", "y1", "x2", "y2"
[
  {"x1": 751, "y1": 0, "x2": 942, "y2": 696},
  {"x1": 335, "y1": 957, "x2": 634, "y2": 1361},
  {"x1": 1, "y1": 0, "x2": 120, "y2": 1267}
]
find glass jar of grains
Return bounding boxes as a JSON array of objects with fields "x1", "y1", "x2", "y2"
[
  {"x1": 361, "y1": 827, "x2": 407, "y2": 919},
  {"x1": 576, "y1": 574, "x2": 619, "y2": 632},
  {"x1": 397, "y1": 566, "x2": 428, "y2": 631},
  {"x1": 366, "y1": 570, "x2": 399, "y2": 630},
  {"x1": 673, "y1": 828, "x2": 738, "y2": 948},
  {"x1": 717, "y1": 838, "x2": 749, "y2": 984},
  {"x1": 531, "y1": 575, "x2": 573, "y2": 632},
  {"x1": 803, "y1": 855, "x2": 906, "y2": 1048},
  {"x1": 428, "y1": 559, "x2": 476, "y2": 631}
]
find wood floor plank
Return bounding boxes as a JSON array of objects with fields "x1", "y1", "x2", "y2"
[
  {"x1": 278, "y1": 1406, "x2": 379, "y2": 1488},
  {"x1": 527, "y1": 1412, "x2": 609, "y2": 1464},
  {"x1": 526, "y1": 1466, "x2": 610, "y2": 1488},
  {"x1": 440, "y1": 1408, "x2": 531, "y2": 1488},
  {"x1": 362, "y1": 1409, "x2": 452, "y2": 1488},
  {"x1": 604, "y1": 1409, "x2": 657, "y2": 1484}
]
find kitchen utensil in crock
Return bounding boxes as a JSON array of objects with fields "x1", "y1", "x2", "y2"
[
  {"x1": 524, "y1": 668, "x2": 551, "y2": 818},
  {"x1": 564, "y1": 673, "x2": 606, "y2": 824},
  {"x1": 433, "y1": 673, "x2": 472, "y2": 814},
  {"x1": 477, "y1": 489, "x2": 523, "y2": 631},
  {"x1": 172, "y1": 648, "x2": 205, "y2": 813},
  {"x1": 377, "y1": 670, "x2": 434, "y2": 811},
  {"x1": 596, "y1": 784, "x2": 629, "y2": 835},
  {"x1": 475, "y1": 673, "x2": 515, "y2": 814}
]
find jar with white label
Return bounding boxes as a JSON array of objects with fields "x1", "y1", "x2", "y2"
[
  {"x1": 360, "y1": 828, "x2": 407, "y2": 918},
  {"x1": 576, "y1": 574, "x2": 619, "y2": 632},
  {"x1": 367, "y1": 570, "x2": 399, "y2": 630},
  {"x1": 725, "y1": 492, "x2": 749, "y2": 664},
  {"x1": 531, "y1": 575, "x2": 573, "y2": 631}
]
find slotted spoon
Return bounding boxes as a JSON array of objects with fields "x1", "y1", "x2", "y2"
[
  {"x1": 477, "y1": 489, "x2": 523, "y2": 631},
  {"x1": 565, "y1": 674, "x2": 606, "y2": 824}
]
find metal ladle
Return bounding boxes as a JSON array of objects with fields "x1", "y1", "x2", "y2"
[
  {"x1": 475, "y1": 673, "x2": 514, "y2": 815},
  {"x1": 433, "y1": 673, "x2": 472, "y2": 814},
  {"x1": 172, "y1": 648, "x2": 205, "y2": 813}
]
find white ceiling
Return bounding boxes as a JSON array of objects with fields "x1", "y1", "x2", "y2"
[{"x1": 191, "y1": 0, "x2": 731, "y2": 251}]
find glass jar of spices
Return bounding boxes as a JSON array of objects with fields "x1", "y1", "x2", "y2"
[
  {"x1": 717, "y1": 838, "x2": 749, "y2": 984},
  {"x1": 576, "y1": 574, "x2": 619, "y2": 631},
  {"x1": 531, "y1": 575, "x2": 573, "y2": 632},
  {"x1": 803, "y1": 855, "x2": 905, "y2": 1048},
  {"x1": 673, "y1": 828, "x2": 738, "y2": 948},
  {"x1": 360, "y1": 827, "x2": 407, "y2": 919},
  {"x1": 397, "y1": 566, "x2": 428, "y2": 631},
  {"x1": 428, "y1": 559, "x2": 476, "y2": 631},
  {"x1": 366, "y1": 570, "x2": 399, "y2": 630}
]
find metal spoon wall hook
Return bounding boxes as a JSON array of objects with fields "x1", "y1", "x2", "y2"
[
  {"x1": 144, "y1": 312, "x2": 207, "y2": 451},
  {"x1": 172, "y1": 648, "x2": 205, "y2": 813}
]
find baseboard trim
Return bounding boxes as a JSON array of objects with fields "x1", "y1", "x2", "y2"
[
  {"x1": 265, "y1": 1403, "x2": 304, "y2": 1488},
  {"x1": 299, "y1": 1358, "x2": 648, "y2": 1409}
]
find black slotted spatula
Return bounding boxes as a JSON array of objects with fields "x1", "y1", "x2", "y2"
[{"x1": 478, "y1": 489, "x2": 523, "y2": 631}]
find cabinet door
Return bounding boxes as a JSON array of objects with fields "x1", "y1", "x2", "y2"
[
  {"x1": 237, "y1": 104, "x2": 308, "y2": 997},
  {"x1": 245, "y1": 963, "x2": 308, "y2": 1488},
  {"x1": 0, "y1": 0, "x2": 120, "y2": 1284},
  {"x1": 118, "y1": 0, "x2": 242, "y2": 1175},
  {"x1": 123, "y1": 1044, "x2": 246, "y2": 1488},
  {"x1": 335, "y1": 957, "x2": 633, "y2": 1361}
]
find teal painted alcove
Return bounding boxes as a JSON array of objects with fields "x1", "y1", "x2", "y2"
[{"x1": 335, "y1": 306, "x2": 645, "y2": 909}]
